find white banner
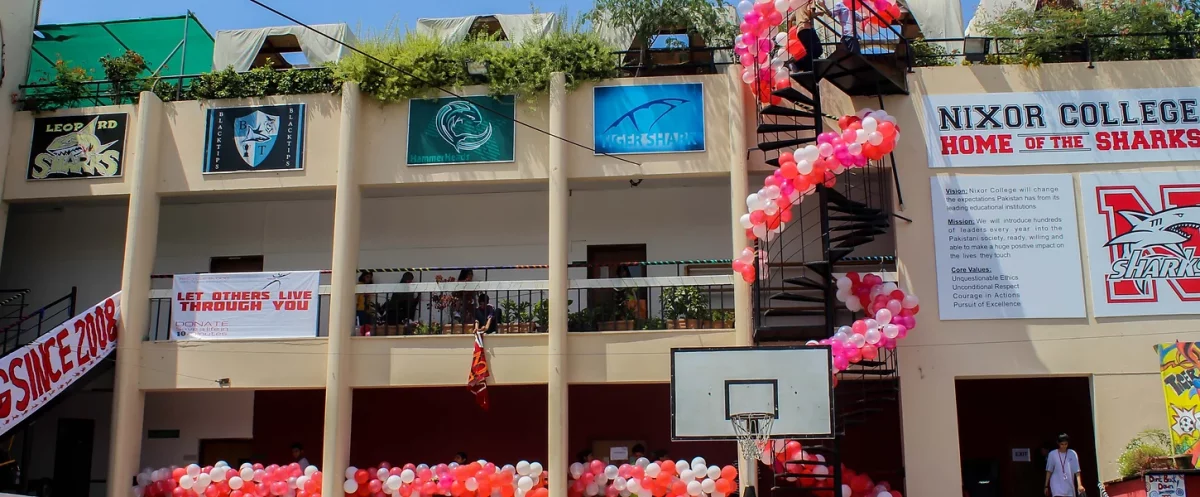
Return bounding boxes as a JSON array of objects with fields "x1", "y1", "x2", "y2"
[
  {"x1": 924, "y1": 87, "x2": 1200, "y2": 168},
  {"x1": 1080, "y1": 170, "x2": 1200, "y2": 317},
  {"x1": 0, "y1": 293, "x2": 121, "y2": 435},
  {"x1": 930, "y1": 174, "x2": 1086, "y2": 320},
  {"x1": 171, "y1": 272, "x2": 320, "y2": 339},
  {"x1": 1145, "y1": 473, "x2": 1185, "y2": 497}
]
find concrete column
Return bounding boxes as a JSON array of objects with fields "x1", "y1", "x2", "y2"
[
  {"x1": 728, "y1": 65, "x2": 752, "y2": 348},
  {"x1": 321, "y1": 82, "x2": 363, "y2": 497},
  {"x1": 547, "y1": 72, "x2": 570, "y2": 497},
  {"x1": 107, "y1": 91, "x2": 165, "y2": 497}
]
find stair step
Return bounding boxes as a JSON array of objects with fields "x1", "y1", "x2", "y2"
[
  {"x1": 757, "y1": 123, "x2": 817, "y2": 134},
  {"x1": 764, "y1": 306, "x2": 826, "y2": 317},
  {"x1": 757, "y1": 136, "x2": 817, "y2": 152},
  {"x1": 769, "y1": 292, "x2": 825, "y2": 304},
  {"x1": 760, "y1": 105, "x2": 816, "y2": 118},
  {"x1": 772, "y1": 87, "x2": 816, "y2": 106},
  {"x1": 788, "y1": 70, "x2": 819, "y2": 93},
  {"x1": 765, "y1": 158, "x2": 780, "y2": 167},
  {"x1": 755, "y1": 324, "x2": 829, "y2": 342},
  {"x1": 783, "y1": 276, "x2": 827, "y2": 290},
  {"x1": 830, "y1": 221, "x2": 890, "y2": 232}
]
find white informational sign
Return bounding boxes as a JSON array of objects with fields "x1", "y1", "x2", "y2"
[
  {"x1": 0, "y1": 293, "x2": 121, "y2": 436},
  {"x1": 930, "y1": 174, "x2": 1087, "y2": 320},
  {"x1": 923, "y1": 87, "x2": 1200, "y2": 168},
  {"x1": 1145, "y1": 473, "x2": 1186, "y2": 497},
  {"x1": 609, "y1": 446, "x2": 629, "y2": 461},
  {"x1": 171, "y1": 271, "x2": 320, "y2": 339},
  {"x1": 1011, "y1": 448, "x2": 1031, "y2": 462},
  {"x1": 1079, "y1": 170, "x2": 1200, "y2": 317}
]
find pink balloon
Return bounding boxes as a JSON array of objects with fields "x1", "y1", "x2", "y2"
[{"x1": 851, "y1": 320, "x2": 867, "y2": 335}]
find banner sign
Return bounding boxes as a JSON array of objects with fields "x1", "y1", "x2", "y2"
[
  {"x1": 1146, "y1": 473, "x2": 1186, "y2": 497},
  {"x1": 1080, "y1": 170, "x2": 1200, "y2": 317},
  {"x1": 0, "y1": 293, "x2": 121, "y2": 434},
  {"x1": 203, "y1": 104, "x2": 306, "y2": 174},
  {"x1": 407, "y1": 95, "x2": 516, "y2": 165},
  {"x1": 593, "y1": 83, "x2": 705, "y2": 155},
  {"x1": 171, "y1": 272, "x2": 320, "y2": 340},
  {"x1": 1155, "y1": 342, "x2": 1200, "y2": 463},
  {"x1": 27, "y1": 114, "x2": 127, "y2": 180},
  {"x1": 923, "y1": 87, "x2": 1200, "y2": 167},
  {"x1": 929, "y1": 174, "x2": 1086, "y2": 320}
]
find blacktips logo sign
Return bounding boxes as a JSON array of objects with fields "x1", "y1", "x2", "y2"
[
  {"x1": 27, "y1": 114, "x2": 127, "y2": 180},
  {"x1": 407, "y1": 95, "x2": 516, "y2": 165},
  {"x1": 203, "y1": 104, "x2": 306, "y2": 173}
]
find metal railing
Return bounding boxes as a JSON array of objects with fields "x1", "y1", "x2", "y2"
[
  {"x1": 0, "y1": 288, "x2": 78, "y2": 356},
  {"x1": 915, "y1": 32, "x2": 1200, "y2": 67},
  {"x1": 0, "y1": 290, "x2": 31, "y2": 332}
]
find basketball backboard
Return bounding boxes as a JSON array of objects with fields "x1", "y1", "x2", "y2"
[{"x1": 670, "y1": 346, "x2": 833, "y2": 440}]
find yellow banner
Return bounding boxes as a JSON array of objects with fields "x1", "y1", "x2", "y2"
[{"x1": 1155, "y1": 341, "x2": 1200, "y2": 463}]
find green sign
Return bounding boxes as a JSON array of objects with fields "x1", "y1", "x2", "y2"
[{"x1": 406, "y1": 95, "x2": 516, "y2": 165}]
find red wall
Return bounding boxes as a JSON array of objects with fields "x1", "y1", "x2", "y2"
[{"x1": 252, "y1": 389, "x2": 327, "y2": 464}]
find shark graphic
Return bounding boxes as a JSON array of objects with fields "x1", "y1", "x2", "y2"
[
  {"x1": 45, "y1": 118, "x2": 118, "y2": 165},
  {"x1": 435, "y1": 101, "x2": 493, "y2": 153},
  {"x1": 603, "y1": 98, "x2": 688, "y2": 133},
  {"x1": 1105, "y1": 206, "x2": 1200, "y2": 258}
]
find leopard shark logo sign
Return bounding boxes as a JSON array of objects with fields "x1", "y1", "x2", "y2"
[
  {"x1": 234, "y1": 110, "x2": 279, "y2": 167},
  {"x1": 435, "y1": 100, "x2": 492, "y2": 153},
  {"x1": 1085, "y1": 171, "x2": 1200, "y2": 316}
]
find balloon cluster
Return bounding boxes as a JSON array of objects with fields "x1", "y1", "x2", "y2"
[
  {"x1": 764, "y1": 441, "x2": 903, "y2": 497},
  {"x1": 840, "y1": 0, "x2": 903, "y2": 35},
  {"x1": 805, "y1": 273, "x2": 921, "y2": 374},
  {"x1": 342, "y1": 460, "x2": 546, "y2": 497},
  {"x1": 569, "y1": 457, "x2": 738, "y2": 497},
  {"x1": 732, "y1": 109, "x2": 900, "y2": 283},
  {"x1": 133, "y1": 462, "x2": 322, "y2": 497}
]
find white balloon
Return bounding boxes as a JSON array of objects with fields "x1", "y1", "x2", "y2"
[
  {"x1": 635, "y1": 457, "x2": 650, "y2": 469},
  {"x1": 517, "y1": 461, "x2": 532, "y2": 476},
  {"x1": 818, "y1": 143, "x2": 833, "y2": 157},
  {"x1": 737, "y1": 0, "x2": 754, "y2": 15},
  {"x1": 241, "y1": 467, "x2": 255, "y2": 482},
  {"x1": 849, "y1": 333, "x2": 866, "y2": 347},
  {"x1": 752, "y1": 224, "x2": 767, "y2": 239},
  {"x1": 836, "y1": 288, "x2": 851, "y2": 302},
  {"x1": 344, "y1": 480, "x2": 359, "y2": 494},
  {"x1": 832, "y1": 330, "x2": 850, "y2": 344},
  {"x1": 585, "y1": 483, "x2": 600, "y2": 496},
  {"x1": 466, "y1": 478, "x2": 480, "y2": 491},
  {"x1": 836, "y1": 276, "x2": 852, "y2": 291},
  {"x1": 197, "y1": 474, "x2": 211, "y2": 488},
  {"x1": 846, "y1": 298, "x2": 863, "y2": 312},
  {"x1": 862, "y1": 117, "x2": 878, "y2": 133},
  {"x1": 306, "y1": 465, "x2": 319, "y2": 477},
  {"x1": 645, "y1": 463, "x2": 661, "y2": 478},
  {"x1": 605, "y1": 465, "x2": 619, "y2": 479},
  {"x1": 865, "y1": 327, "x2": 882, "y2": 344},
  {"x1": 806, "y1": 340, "x2": 820, "y2": 345},
  {"x1": 229, "y1": 476, "x2": 244, "y2": 490},
  {"x1": 570, "y1": 463, "x2": 585, "y2": 479},
  {"x1": 763, "y1": 200, "x2": 779, "y2": 216},
  {"x1": 628, "y1": 479, "x2": 643, "y2": 493},
  {"x1": 739, "y1": 214, "x2": 753, "y2": 229},
  {"x1": 746, "y1": 193, "x2": 762, "y2": 210},
  {"x1": 801, "y1": 145, "x2": 820, "y2": 162},
  {"x1": 867, "y1": 131, "x2": 884, "y2": 146},
  {"x1": 614, "y1": 477, "x2": 628, "y2": 491},
  {"x1": 776, "y1": 0, "x2": 791, "y2": 12},
  {"x1": 842, "y1": 485, "x2": 852, "y2": 497},
  {"x1": 797, "y1": 159, "x2": 813, "y2": 175},
  {"x1": 212, "y1": 466, "x2": 228, "y2": 482},
  {"x1": 686, "y1": 481, "x2": 702, "y2": 496},
  {"x1": 179, "y1": 475, "x2": 195, "y2": 490},
  {"x1": 137, "y1": 472, "x2": 151, "y2": 486},
  {"x1": 379, "y1": 468, "x2": 390, "y2": 481},
  {"x1": 701, "y1": 479, "x2": 716, "y2": 494},
  {"x1": 865, "y1": 318, "x2": 879, "y2": 330},
  {"x1": 680, "y1": 469, "x2": 694, "y2": 482},
  {"x1": 597, "y1": 473, "x2": 610, "y2": 486},
  {"x1": 692, "y1": 465, "x2": 707, "y2": 479},
  {"x1": 450, "y1": 462, "x2": 460, "y2": 469},
  {"x1": 187, "y1": 464, "x2": 201, "y2": 478},
  {"x1": 518, "y1": 476, "x2": 534, "y2": 492},
  {"x1": 346, "y1": 466, "x2": 359, "y2": 480},
  {"x1": 882, "y1": 324, "x2": 900, "y2": 339},
  {"x1": 855, "y1": 129, "x2": 868, "y2": 144},
  {"x1": 902, "y1": 295, "x2": 920, "y2": 308},
  {"x1": 847, "y1": 143, "x2": 862, "y2": 155},
  {"x1": 875, "y1": 308, "x2": 892, "y2": 324}
]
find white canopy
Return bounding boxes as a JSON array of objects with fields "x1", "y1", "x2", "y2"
[
  {"x1": 414, "y1": 13, "x2": 557, "y2": 45},
  {"x1": 906, "y1": 0, "x2": 964, "y2": 39},
  {"x1": 212, "y1": 23, "x2": 358, "y2": 72}
]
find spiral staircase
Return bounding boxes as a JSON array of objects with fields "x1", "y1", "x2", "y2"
[{"x1": 747, "y1": 8, "x2": 914, "y2": 497}]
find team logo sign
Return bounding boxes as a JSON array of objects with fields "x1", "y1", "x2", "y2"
[
  {"x1": 1082, "y1": 171, "x2": 1200, "y2": 317},
  {"x1": 203, "y1": 104, "x2": 305, "y2": 174},
  {"x1": 233, "y1": 110, "x2": 280, "y2": 167},
  {"x1": 27, "y1": 114, "x2": 127, "y2": 180},
  {"x1": 407, "y1": 95, "x2": 515, "y2": 165},
  {"x1": 593, "y1": 83, "x2": 705, "y2": 155}
]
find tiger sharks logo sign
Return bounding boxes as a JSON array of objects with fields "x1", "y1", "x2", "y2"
[
  {"x1": 203, "y1": 104, "x2": 305, "y2": 174},
  {"x1": 407, "y1": 95, "x2": 515, "y2": 166},
  {"x1": 27, "y1": 114, "x2": 127, "y2": 180},
  {"x1": 593, "y1": 83, "x2": 705, "y2": 155},
  {"x1": 1082, "y1": 171, "x2": 1200, "y2": 317}
]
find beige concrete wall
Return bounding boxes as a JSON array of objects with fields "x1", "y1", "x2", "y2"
[
  {"x1": 888, "y1": 60, "x2": 1200, "y2": 493},
  {"x1": 4, "y1": 104, "x2": 137, "y2": 200},
  {"x1": 0, "y1": 0, "x2": 40, "y2": 205},
  {"x1": 140, "y1": 339, "x2": 329, "y2": 390}
]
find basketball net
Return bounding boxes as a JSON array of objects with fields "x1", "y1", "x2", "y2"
[{"x1": 730, "y1": 413, "x2": 774, "y2": 497}]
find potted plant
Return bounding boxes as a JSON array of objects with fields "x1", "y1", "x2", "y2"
[
  {"x1": 681, "y1": 287, "x2": 709, "y2": 329},
  {"x1": 718, "y1": 310, "x2": 735, "y2": 329},
  {"x1": 616, "y1": 301, "x2": 636, "y2": 331},
  {"x1": 568, "y1": 308, "x2": 594, "y2": 332},
  {"x1": 641, "y1": 317, "x2": 667, "y2": 330},
  {"x1": 516, "y1": 302, "x2": 534, "y2": 333},
  {"x1": 596, "y1": 302, "x2": 618, "y2": 331},
  {"x1": 659, "y1": 287, "x2": 687, "y2": 329},
  {"x1": 500, "y1": 300, "x2": 519, "y2": 334},
  {"x1": 1117, "y1": 429, "x2": 1174, "y2": 477}
]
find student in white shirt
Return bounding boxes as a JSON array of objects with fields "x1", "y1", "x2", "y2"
[
  {"x1": 292, "y1": 443, "x2": 311, "y2": 469},
  {"x1": 1045, "y1": 434, "x2": 1084, "y2": 497}
]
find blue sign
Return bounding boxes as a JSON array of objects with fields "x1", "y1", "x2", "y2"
[{"x1": 593, "y1": 83, "x2": 705, "y2": 155}]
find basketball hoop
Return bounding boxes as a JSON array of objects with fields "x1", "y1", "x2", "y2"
[{"x1": 730, "y1": 412, "x2": 775, "y2": 464}]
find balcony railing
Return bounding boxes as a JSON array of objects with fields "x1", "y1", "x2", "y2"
[
  {"x1": 915, "y1": 32, "x2": 1200, "y2": 67},
  {"x1": 143, "y1": 261, "x2": 736, "y2": 341}
]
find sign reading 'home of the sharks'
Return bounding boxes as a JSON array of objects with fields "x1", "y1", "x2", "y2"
[
  {"x1": 27, "y1": 114, "x2": 128, "y2": 180},
  {"x1": 593, "y1": 83, "x2": 705, "y2": 155},
  {"x1": 407, "y1": 95, "x2": 516, "y2": 165},
  {"x1": 203, "y1": 104, "x2": 306, "y2": 174}
]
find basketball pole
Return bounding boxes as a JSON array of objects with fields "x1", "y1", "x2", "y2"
[{"x1": 737, "y1": 446, "x2": 758, "y2": 497}]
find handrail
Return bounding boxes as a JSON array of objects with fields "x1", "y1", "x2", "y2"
[{"x1": 0, "y1": 288, "x2": 77, "y2": 335}]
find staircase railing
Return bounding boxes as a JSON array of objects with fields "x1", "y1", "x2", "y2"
[
  {"x1": 0, "y1": 290, "x2": 31, "y2": 330},
  {"x1": 0, "y1": 288, "x2": 78, "y2": 356}
]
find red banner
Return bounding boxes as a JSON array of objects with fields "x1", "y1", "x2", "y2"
[
  {"x1": 0, "y1": 293, "x2": 121, "y2": 434},
  {"x1": 468, "y1": 332, "x2": 490, "y2": 410}
]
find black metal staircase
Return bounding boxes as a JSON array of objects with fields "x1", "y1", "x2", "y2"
[{"x1": 748, "y1": 2, "x2": 911, "y2": 494}]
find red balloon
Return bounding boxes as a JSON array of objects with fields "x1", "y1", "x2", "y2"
[
  {"x1": 355, "y1": 470, "x2": 369, "y2": 485},
  {"x1": 750, "y1": 210, "x2": 767, "y2": 225}
]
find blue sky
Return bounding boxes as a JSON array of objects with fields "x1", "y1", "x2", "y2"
[{"x1": 38, "y1": 0, "x2": 979, "y2": 35}]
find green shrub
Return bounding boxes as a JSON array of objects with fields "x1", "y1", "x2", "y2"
[{"x1": 1117, "y1": 428, "x2": 1173, "y2": 477}]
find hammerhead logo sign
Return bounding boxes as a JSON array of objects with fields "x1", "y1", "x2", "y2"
[
  {"x1": 436, "y1": 100, "x2": 493, "y2": 153},
  {"x1": 1097, "y1": 184, "x2": 1200, "y2": 303}
]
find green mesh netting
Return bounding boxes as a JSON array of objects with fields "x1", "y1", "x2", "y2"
[{"x1": 26, "y1": 14, "x2": 214, "y2": 106}]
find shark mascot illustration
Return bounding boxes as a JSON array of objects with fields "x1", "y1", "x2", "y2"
[
  {"x1": 30, "y1": 117, "x2": 121, "y2": 179},
  {"x1": 1104, "y1": 206, "x2": 1200, "y2": 293},
  {"x1": 436, "y1": 100, "x2": 493, "y2": 153},
  {"x1": 603, "y1": 98, "x2": 688, "y2": 133}
]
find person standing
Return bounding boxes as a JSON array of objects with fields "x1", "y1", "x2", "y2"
[
  {"x1": 1044, "y1": 434, "x2": 1084, "y2": 497},
  {"x1": 292, "y1": 443, "x2": 311, "y2": 469}
]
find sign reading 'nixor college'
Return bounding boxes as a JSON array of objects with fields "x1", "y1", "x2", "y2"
[{"x1": 923, "y1": 87, "x2": 1200, "y2": 167}]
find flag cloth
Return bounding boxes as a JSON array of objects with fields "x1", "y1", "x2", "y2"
[{"x1": 468, "y1": 332, "x2": 491, "y2": 410}]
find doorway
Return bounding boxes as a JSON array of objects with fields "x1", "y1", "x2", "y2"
[
  {"x1": 586, "y1": 245, "x2": 648, "y2": 317},
  {"x1": 199, "y1": 438, "x2": 255, "y2": 467},
  {"x1": 210, "y1": 256, "x2": 265, "y2": 273},
  {"x1": 52, "y1": 418, "x2": 94, "y2": 497},
  {"x1": 956, "y1": 377, "x2": 1098, "y2": 497}
]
